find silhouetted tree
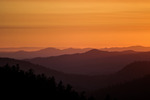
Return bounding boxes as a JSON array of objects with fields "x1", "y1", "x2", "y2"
[{"x1": 0, "y1": 64, "x2": 94, "y2": 100}]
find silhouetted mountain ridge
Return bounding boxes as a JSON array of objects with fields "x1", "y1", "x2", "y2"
[
  {"x1": 101, "y1": 45, "x2": 150, "y2": 52},
  {"x1": 94, "y1": 74, "x2": 150, "y2": 100},
  {"x1": 1, "y1": 57, "x2": 150, "y2": 92},
  {"x1": 26, "y1": 50, "x2": 148, "y2": 75},
  {"x1": 85, "y1": 49, "x2": 107, "y2": 54},
  {"x1": 0, "y1": 57, "x2": 100, "y2": 91},
  {"x1": 37, "y1": 47, "x2": 60, "y2": 52},
  {"x1": 119, "y1": 61, "x2": 150, "y2": 73},
  {"x1": 0, "y1": 47, "x2": 91, "y2": 59}
]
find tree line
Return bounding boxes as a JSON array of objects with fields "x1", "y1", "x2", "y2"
[{"x1": 0, "y1": 64, "x2": 95, "y2": 100}]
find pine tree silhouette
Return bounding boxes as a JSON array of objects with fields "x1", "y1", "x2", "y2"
[{"x1": 0, "y1": 64, "x2": 96, "y2": 100}]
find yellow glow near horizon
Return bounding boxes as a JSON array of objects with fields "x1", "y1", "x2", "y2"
[{"x1": 0, "y1": 1, "x2": 150, "y2": 48}]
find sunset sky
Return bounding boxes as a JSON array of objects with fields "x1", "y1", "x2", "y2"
[{"x1": 0, "y1": 0, "x2": 150, "y2": 48}]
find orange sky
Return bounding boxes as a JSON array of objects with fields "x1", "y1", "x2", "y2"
[{"x1": 0, "y1": 0, "x2": 150, "y2": 48}]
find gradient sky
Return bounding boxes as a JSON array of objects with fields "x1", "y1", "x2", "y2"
[{"x1": 0, "y1": 0, "x2": 150, "y2": 48}]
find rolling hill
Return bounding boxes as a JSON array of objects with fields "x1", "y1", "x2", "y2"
[
  {"x1": 93, "y1": 74, "x2": 150, "y2": 100},
  {"x1": 26, "y1": 49, "x2": 150, "y2": 75},
  {"x1": 1, "y1": 58, "x2": 150, "y2": 92},
  {"x1": 0, "y1": 47, "x2": 91, "y2": 59},
  {"x1": 0, "y1": 58, "x2": 96, "y2": 91},
  {"x1": 101, "y1": 45, "x2": 150, "y2": 52}
]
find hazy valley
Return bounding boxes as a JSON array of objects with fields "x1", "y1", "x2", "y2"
[{"x1": 1, "y1": 47, "x2": 150, "y2": 100}]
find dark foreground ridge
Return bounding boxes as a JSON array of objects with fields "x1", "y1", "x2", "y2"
[{"x1": 0, "y1": 64, "x2": 95, "y2": 100}]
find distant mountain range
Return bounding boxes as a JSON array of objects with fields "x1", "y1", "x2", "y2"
[
  {"x1": 2, "y1": 47, "x2": 150, "y2": 75},
  {"x1": 1, "y1": 45, "x2": 150, "y2": 52},
  {"x1": 1, "y1": 46, "x2": 150, "y2": 99},
  {"x1": 26, "y1": 49, "x2": 150, "y2": 75},
  {"x1": 0, "y1": 47, "x2": 91, "y2": 59},
  {"x1": 0, "y1": 47, "x2": 42, "y2": 52},
  {"x1": 1, "y1": 46, "x2": 150, "y2": 59},
  {"x1": 101, "y1": 45, "x2": 150, "y2": 51}
]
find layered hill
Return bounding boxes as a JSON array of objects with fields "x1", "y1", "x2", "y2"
[
  {"x1": 0, "y1": 48, "x2": 91, "y2": 59},
  {"x1": 101, "y1": 45, "x2": 150, "y2": 52},
  {"x1": 26, "y1": 49, "x2": 150, "y2": 75},
  {"x1": 94, "y1": 75, "x2": 150, "y2": 100},
  {"x1": 1, "y1": 58, "x2": 150, "y2": 91}
]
